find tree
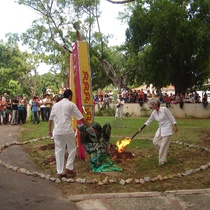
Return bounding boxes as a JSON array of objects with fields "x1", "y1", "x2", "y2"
[
  {"x1": 106, "y1": 0, "x2": 135, "y2": 3},
  {"x1": 14, "y1": 0, "x2": 134, "y2": 90},
  {"x1": 16, "y1": 0, "x2": 100, "y2": 77},
  {"x1": 126, "y1": 0, "x2": 210, "y2": 94},
  {"x1": 0, "y1": 41, "x2": 33, "y2": 95}
]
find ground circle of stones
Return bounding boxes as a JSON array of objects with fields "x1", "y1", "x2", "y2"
[{"x1": 1, "y1": 137, "x2": 210, "y2": 185}]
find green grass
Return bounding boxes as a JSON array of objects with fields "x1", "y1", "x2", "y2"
[
  {"x1": 19, "y1": 116, "x2": 210, "y2": 193},
  {"x1": 20, "y1": 117, "x2": 210, "y2": 151}
]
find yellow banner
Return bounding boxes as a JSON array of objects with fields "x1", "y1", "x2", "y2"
[{"x1": 78, "y1": 41, "x2": 93, "y2": 124}]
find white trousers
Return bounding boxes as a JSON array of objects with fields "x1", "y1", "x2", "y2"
[
  {"x1": 115, "y1": 106, "x2": 123, "y2": 118},
  {"x1": 54, "y1": 133, "x2": 76, "y2": 174},
  {"x1": 153, "y1": 134, "x2": 171, "y2": 164}
]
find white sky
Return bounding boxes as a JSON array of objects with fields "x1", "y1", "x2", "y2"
[{"x1": 0, "y1": 0, "x2": 127, "y2": 74}]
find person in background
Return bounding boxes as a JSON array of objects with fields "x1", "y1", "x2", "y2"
[
  {"x1": 31, "y1": 97, "x2": 40, "y2": 125},
  {"x1": 58, "y1": 86, "x2": 63, "y2": 98},
  {"x1": 108, "y1": 90, "x2": 114, "y2": 103},
  {"x1": 18, "y1": 97, "x2": 25, "y2": 124},
  {"x1": 48, "y1": 89, "x2": 94, "y2": 179},
  {"x1": 40, "y1": 95, "x2": 47, "y2": 121},
  {"x1": 46, "y1": 86, "x2": 52, "y2": 95},
  {"x1": 11, "y1": 95, "x2": 19, "y2": 125},
  {"x1": 138, "y1": 98, "x2": 178, "y2": 165},
  {"x1": 103, "y1": 91, "x2": 110, "y2": 109},
  {"x1": 52, "y1": 95, "x2": 59, "y2": 106},
  {"x1": 165, "y1": 93, "x2": 171, "y2": 109},
  {"x1": 115, "y1": 96, "x2": 124, "y2": 120},
  {"x1": 44, "y1": 94, "x2": 52, "y2": 121},
  {"x1": 22, "y1": 96, "x2": 28, "y2": 124},
  {"x1": 2, "y1": 93, "x2": 8, "y2": 124},
  {"x1": 5, "y1": 95, "x2": 12, "y2": 124},
  {"x1": 179, "y1": 93, "x2": 184, "y2": 109},
  {"x1": 202, "y1": 92, "x2": 208, "y2": 109},
  {"x1": 0, "y1": 96, "x2": 5, "y2": 125},
  {"x1": 138, "y1": 94, "x2": 144, "y2": 108},
  {"x1": 93, "y1": 95, "x2": 100, "y2": 109}
]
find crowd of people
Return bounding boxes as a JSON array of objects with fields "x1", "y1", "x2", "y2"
[
  {"x1": 0, "y1": 86, "x2": 208, "y2": 125},
  {"x1": 0, "y1": 87, "x2": 65, "y2": 126},
  {"x1": 93, "y1": 87, "x2": 208, "y2": 110}
]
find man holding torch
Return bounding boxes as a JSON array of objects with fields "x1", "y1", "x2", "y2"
[{"x1": 138, "y1": 98, "x2": 178, "y2": 165}]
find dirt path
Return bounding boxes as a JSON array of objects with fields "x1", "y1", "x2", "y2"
[{"x1": 0, "y1": 125, "x2": 78, "y2": 210}]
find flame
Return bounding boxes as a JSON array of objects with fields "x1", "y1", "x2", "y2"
[{"x1": 116, "y1": 138, "x2": 131, "y2": 153}]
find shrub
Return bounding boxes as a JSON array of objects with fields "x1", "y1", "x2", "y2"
[{"x1": 95, "y1": 107, "x2": 115, "y2": 116}]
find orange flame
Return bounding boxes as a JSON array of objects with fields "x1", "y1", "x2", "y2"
[{"x1": 116, "y1": 138, "x2": 131, "y2": 153}]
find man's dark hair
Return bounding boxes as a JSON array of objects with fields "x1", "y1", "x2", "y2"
[{"x1": 63, "y1": 89, "x2": 73, "y2": 98}]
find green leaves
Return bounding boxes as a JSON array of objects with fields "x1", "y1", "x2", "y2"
[{"x1": 126, "y1": 0, "x2": 210, "y2": 94}]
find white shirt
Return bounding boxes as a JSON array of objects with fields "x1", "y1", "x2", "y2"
[
  {"x1": 145, "y1": 107, "x2": 176, "y2": 137},
  {"x1": 40, "y1": 99, "x2": 46, "y2": 108},
  {"x1": 49, "y1": 98, "x2": 83, "y2": 135}
]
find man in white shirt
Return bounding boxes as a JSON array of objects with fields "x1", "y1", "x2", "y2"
[
  {"x1": 138, "y1": 98, "x2": 178, "y2": 165},
  {"x1": 48, "y1": 89, "x2": 94, "y2": 179}
]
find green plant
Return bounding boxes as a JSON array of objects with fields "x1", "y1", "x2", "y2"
[{"x1": 95, "y1": 107, "x2": 115, "y2": 116}]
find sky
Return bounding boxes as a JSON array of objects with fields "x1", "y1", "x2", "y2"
[
  {"x1": 0, "y1": 0, "x2": 127, "y2": 74},
  {"x1": 0, "y1": 0, "x2": 127, "y2": 46}
]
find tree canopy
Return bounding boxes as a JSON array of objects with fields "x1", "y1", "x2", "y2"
[
  {"x1": 126, "y1": 0, "x2": 210, "y2": 94},
  {"x1": 1, "y1": 0, "x2": 209, "y2": 95}
]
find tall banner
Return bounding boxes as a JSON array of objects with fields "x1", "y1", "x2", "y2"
[{"x1": 70, "y1": 41, "x2": 93, "y2": 160}]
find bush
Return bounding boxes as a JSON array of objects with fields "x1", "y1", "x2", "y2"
[{"x1": 95, "y1": 107, "x2": 115, "y2": 116}]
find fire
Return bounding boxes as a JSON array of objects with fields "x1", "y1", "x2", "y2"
[{"x1": 116, "y1": 138, "x2": 131, "y2": 153}]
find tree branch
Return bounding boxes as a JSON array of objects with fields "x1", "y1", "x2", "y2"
[{"x1": 105, "y1": 0, "x2": 135, "y2": 4}]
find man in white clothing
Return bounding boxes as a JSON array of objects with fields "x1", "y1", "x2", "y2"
[
  {"x1": 138, "y1": 98, "x2": 178, "y2": 165},
  {"x1": 48, "y1": 89, "x2": 94, "y2": 179}
]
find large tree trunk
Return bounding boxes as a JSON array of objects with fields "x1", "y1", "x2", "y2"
[{"x1": 100, "y1": 59, "x2": 127, "y2": 90}]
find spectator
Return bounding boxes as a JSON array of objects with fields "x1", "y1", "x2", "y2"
[
  {"x1": 139, "y1": 89, "x2": 145, "y2": 101},
  {"x1": 31, "y1": 97, "x2": 40, "y2": 125},
  {"x1": 22, "y1": 96, "x2": 28, "y2": 123},
  {"x1": 52, "y1": 95, "x2": 59, "y2": 106},
  {"x1": 93, "y1": 95, "x2": 100, "y2": 109},
  {"x1": 18, "y1": 97, "x2": 25, "y2": 124},
  {"x1": 179, "y1": 93, "x2": 184, "y2": 109},
  {"x1": 138, "y1": 94, "x2": 144, "y2": 108},
  {"x1": 122, "y1": 88, "x2": 128, "y2": 103},
  {"x1": 11, "y1": 95, "x2": 19, "y2": 125},
  {"x1": 58, "y1": 86, "x2": 64, "y2": 98},
  {"x1": 165, "y1": 93, "x2": 171, "y2": 109},
  {"x1": 108, "y1": 90, "x2": 114, "y2": 103},
  {"x1": 5, "y1": 96, "x2": 12, "y2": 124},
  {"x1": 0, "y1": 96, "x2": 5, "y2": 125},
  {"x1": 103, "y1": 91, "x2": 110, "y2": 109},
  {"x1": 2, "y1": 93, "x2": 8, "y2": 124},
  {"x1": 44, "y1": 94, "x2": 52, "y2": 121},
  {"x1": 40, "y1": 95, "x2": 47, "y2": 121},
  {"x1": 202, "y1": 92, "x2": 208, "y2": 109},
  {"x1": 115, "y1": 96, "x2": 124, "y2": 120},
  {"x1": 46, "y1": 86, "x2": 52, "y2": 95}
]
